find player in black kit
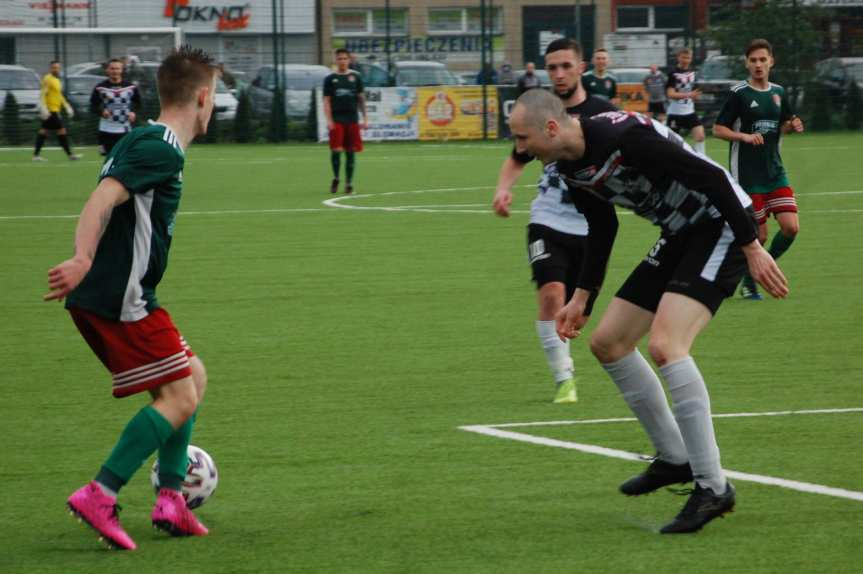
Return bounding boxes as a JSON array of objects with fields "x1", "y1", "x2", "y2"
[{"x1": 90, "y1": 58, "x2": 141, "y2": 155}]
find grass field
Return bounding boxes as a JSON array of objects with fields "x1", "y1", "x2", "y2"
[{"x1": 2, "y1": 132, "x2": 862, "y2": 573}]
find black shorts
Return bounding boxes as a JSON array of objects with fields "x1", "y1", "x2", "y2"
[
  {"x1": 615, "y1": 218, "x2": 746, "y2": 316},
  {"x1": 41, "y1": 112, "x2": 64, "y2": 130},
  {"x1": 527, "y1": 223, "x2": 599, "y2": 315},
  {"x1": 648, "y1": 102, "x2": 665, "y2": 115},
  {"x1": 98, "y1": 131, "x2": 126, "y2": 155},
  {"x1": 667, "y1": 113, "x2": 702, "y2": 132}
]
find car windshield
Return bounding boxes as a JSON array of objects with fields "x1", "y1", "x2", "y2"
[
  {"x1": 397, "y1": 67, "x2": 458, "y2": 86},
  {"x1": 0, "y1": 70, "x2": 40, "y2": 90},
  {"x1": 66, "y1": 77, "x2": 101, "y2": 93},
  {"x1": 699, "y1": 59, "x2": 735, "y2": 81},
  {"x1": 847, "y1": 63, "x2": 863, "y2": 81},
  {"x1": 281, "y1": 70, "x2": 329, "y2": 90}
]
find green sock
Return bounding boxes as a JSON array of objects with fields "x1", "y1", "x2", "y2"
[
  {"x1": 99, "y1": 405, "x2": 175, "y2": 493},
  {"x1": 158, "y1": 411, "x2": 196, "y2": 492},
  {"x1": 345, "y1": 151, "x2": 355, "y2": 183},
  {"x1": 768, "y1": 231, "x2": 795, "y2": 261},
  {"x1": 330, "y1": 151, "x2": 341, "y2": 179}
]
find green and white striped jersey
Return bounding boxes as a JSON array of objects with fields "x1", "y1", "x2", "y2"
[
  {"x1": 66, "y1": 122, "x2": 185, "y2": 321},
  {"x1": 715, "y1": 81, "x2": 794, "y2": 194}
]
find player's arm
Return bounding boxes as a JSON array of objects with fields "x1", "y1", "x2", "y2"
[
  {"x1": 357, "y1": 92, "x2": 368, "y2": 129},
  {"x1": 779, "y1": 90, "x2": 803, "y2": 134},
  {"x1": 129, "y1": 85, "x2": 141, "y2": 124},
  {"x1": 713, "y1": 91, "x2": 763, "y2": 144},
  {"x1": 322, "y1": 76, "x2": 334, "y2": 130},
  {"x1": 89, "y1": 84, "x2": 102, "y2": 116},
  {"x1": 44, "y1": 178, "x2": 130, "y2": 301},
  {"x1": 609, "y1": 78, "x2": 620, "y2": 107},
  {"x1": 38, "y1": 76, "x2": 51, "y2": 119},
  {"x1": 493, "y1": 150, "x2": 531, "y2": 217}
]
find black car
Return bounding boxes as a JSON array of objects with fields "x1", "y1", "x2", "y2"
[{"x1": 695, "y1": 56, "x2": 741, "y2": 127}]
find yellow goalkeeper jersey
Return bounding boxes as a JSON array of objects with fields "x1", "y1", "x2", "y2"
[{"x1": 41, "y1": 73, "x2": 68, "y2": 113}]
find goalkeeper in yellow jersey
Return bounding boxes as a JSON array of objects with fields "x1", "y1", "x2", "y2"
[{"x1": 33, "y1": 61, "x2": 82, "y2": 161}]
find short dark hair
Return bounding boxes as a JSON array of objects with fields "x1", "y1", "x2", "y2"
[
  {"x1": 50, "y1": 60, "x2": 60, "y2": 66},
  {"x1": 335, "y1": 48, "x2": 350, "y2": 57},
  {"x1": 544, "y1": 38, "x2": 583, "y2": 58},
  {"x1": 107, "y1": 58, "x2": 123, "y2": 66},
  {"x1": 157, "y1": 45, "x2": 216, "y2": 107},
  {"x1": 745, "y1": 38, "x2": 773, "y2": 58},
  {"x1": 677, "y1": 47, "x2": 692, "y2": 56},
  {"x1": 593, "y1": 48, "x2": 608, "y2": 55}
]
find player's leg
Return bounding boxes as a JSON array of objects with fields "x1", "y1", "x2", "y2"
[
  {"x1": 328, "y1": 123, "x2": 344, "y2": 194},
  {"x1": 33, "y1": 126, "x2": 48, "y2": 160},
  {"x1": 741, "y1": 195, "x2": 768, "y2": 300},
  {"x1": 690, "y1": 121, "x2": 706, "y2": 155},
  {"x1": 344, "y1": 122, "x2": 362, "y2": 194},
  {"x1": 766, "y1": 188, "x2": 799, "y2": 262}
]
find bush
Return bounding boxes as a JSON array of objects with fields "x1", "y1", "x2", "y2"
[
  {"x1": 3, "y1": 92, "x2": 21, "y2": 145},
  {"x1": 268, "y1": 90, "x2": 287, "y2": 142},
  {"x1": 844, "y1": 80, "x2": 862, "y2": 131},
  {"x1": 233, "y1": 88, "x2": 253, "y2": 143},
  {"x1": 806, "y1": 81, "x2": 833, "y2": 132}
]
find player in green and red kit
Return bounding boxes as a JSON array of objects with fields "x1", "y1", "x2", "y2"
[
  {"x1": 714, "y1": 39, "x2": 804, "y2": 300},
  {"x1": 323, "y1": 48, "x2": 368, "y2": 194},
  {"x1": 44, "y1": 46, "x2": 219, "y2": 551}
]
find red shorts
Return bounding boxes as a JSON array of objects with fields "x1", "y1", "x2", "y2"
[
  {"x1": 329, "y1": 122, "x2": 363, "y2": 152},
  {"x1": 751, "y1": 187, "x2": 797, "y2": 225},
  {"x1": 69, "y1": 307, "x2": 194, "y2": 398}
]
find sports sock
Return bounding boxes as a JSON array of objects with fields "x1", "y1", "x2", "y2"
[
  {"x1": 602, "y1": 350, "x2": 688, "y2": 464},
  {"x1": 536, "y1": 320, "x2": 573, "y2": 383},
  {"x1": 58, "y1": 134, "x2": 72, "y2": 155},
  {"x1": 741, "y1": 272, "x2": 756, "y2": 290},
  {"x1": 660, "y1": 356, "x2": 726, "y2": 493},
  {"x1": 34, "y1": 133, "x2": 46, "y2": 156},
  {"x1": 98, "y1": 405, "x2": 175, "y2": 494},
  {"x1": 768, "y1": 230, "x2": 795, "y2": 261},
  {"x1": 330, "y1": 151, "x2": 341, "y2": 179},
  {"x1": 693, "y1": 139, "x2": 706, "y2": 155},
  {"x1": 158, "y1": 410, "x2": 196, "y2": 491},
  {"x1": 345, "y1": 151, "x2": 355, "y2": 183}
]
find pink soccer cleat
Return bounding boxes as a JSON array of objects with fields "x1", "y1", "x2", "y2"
[
  {"x1": 151, "y1": 488, "x2": 209, "y2": 537},
  {"x1": 67, "y1": 482, "x2": 137, "y2": 550}
]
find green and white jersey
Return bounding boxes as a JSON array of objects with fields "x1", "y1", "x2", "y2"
[
  {"x1": 66, "y1": 122, "x2": 185, "y2": 321},
  {"x1": 715, "y1": 81, "x2": 794, "y2": 194},
  {"x1": 582, "y1": 70, "x2": 618, "y2": 101}
]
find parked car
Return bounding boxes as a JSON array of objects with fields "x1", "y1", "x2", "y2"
[
  {"x1": 0, "y1": 65, "x2": 42, "y2": 119},
  {"x1": 64, "y1": 74, "x2": 104, "y2": 115},
  {"x1": 214, "y1": 77, "x2": 238, "y2": 121},
  {"x1": 813, "y1": 57, "x2": 863, "y2": 106},
  {"x1": 351, "y1": 62, "x2": 392, "y2": 87},
  {"x1": 392, "y1": 61, "x2": 460, "y2": 87},
  {"x1": 696, "y1": 55, "x2": 740, "y2": 127},
  {"x1": 609, "y1": 67, "x2": 651, "y2": 112},
  {"x1": 248, "y1": 64, "x2": 331, "y2": 119}
]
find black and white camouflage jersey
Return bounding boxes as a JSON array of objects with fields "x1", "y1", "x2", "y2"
[
  {"x1": 666, "y1": 67, "x2": 697, "y2": 116},
  {"x1": 90, "y1": 80, "x2": 141, "y2": 134},
  {"x1": 557, "y1": 111, "x2": 757, "y2": 244}
]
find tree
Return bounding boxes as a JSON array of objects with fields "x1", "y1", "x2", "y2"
[
  {"x1": 2, "y1": 92, "x2": 21, "y2": 145},
  {"x1": 844, "y1": 80, "x2": 862, "y2": 131},
  {"x1": 268, "y1": 89, "x2": 287, "y2": 142},
  {"x1": 704, "y1": 0, "x2": 827, "y2": 104},
  {"x1": 233, "y1": 88, "x2": 253, "y2": 143}
]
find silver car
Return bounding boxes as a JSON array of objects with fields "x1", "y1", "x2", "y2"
[
  {"x1": 0, "y1": 65, "x2": 42, "y2": 119},
  {"x1": 248, "y1": 64, "x2": 331, "y2": 119}
]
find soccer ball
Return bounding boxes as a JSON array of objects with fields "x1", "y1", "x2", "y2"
[{"x1": 150, "y1": 445, "x2": 218, "y2": 509}]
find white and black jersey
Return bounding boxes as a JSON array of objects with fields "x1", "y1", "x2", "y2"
[
  {"x1": 90, "y1": 80, "x2": 140, "y2": 134},
  {"x1": 666, "y1": 67, "x2": 697, "y2": 116},
  {"x1": 558, "y1": 111, "x2": 756, "y2": 244}
]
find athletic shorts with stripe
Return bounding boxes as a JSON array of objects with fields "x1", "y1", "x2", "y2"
[
  {"x1": 615, "y1": 217, "x2": 748, "y2": 316},
  {"x1": 527, "y1": 223, "x2": 599, "y2": 315},
  {"x1": 750, "y1": 186, "x2": 797, "y2": 225},
  {"x1": 69, "y1": 307, "x2": 194, "y2": 398}
]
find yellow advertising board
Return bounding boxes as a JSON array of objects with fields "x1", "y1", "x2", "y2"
[
  {"x1": 617, "y1": 83, "x2": 648, "y2": 113},
  {"x1": 417, "y1": 87, "x2": 498, "y2": 140}
]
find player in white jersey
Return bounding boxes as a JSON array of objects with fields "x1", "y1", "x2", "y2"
[
  {"x1": 90, "y1": 58, "x2": 141, "y2": 155},
  {"x1": 666, "y1": 48, "x2": 706, "y2": 156},
  {"x1": 493, "y1": 38, "x2": 617, "y2": 405}
]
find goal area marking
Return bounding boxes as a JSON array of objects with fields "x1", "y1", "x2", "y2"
[{"x1": 459, "y1": 407, "x2": 863, "y2": 502}]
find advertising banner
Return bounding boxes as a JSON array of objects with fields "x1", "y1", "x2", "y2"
[
  {"x1": 316, "y1": 86, "x2": 419, "y2": 142},
  {"x1": 417, "y1": 86, "x2": 498, "y2": 140},
  {"x1": 496, "y1": 86, "x2": 520, "y2": 140}
]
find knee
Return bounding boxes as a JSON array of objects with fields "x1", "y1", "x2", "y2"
[
  {"x1": 590, "y1": 332, "x2": 630, "y2": 364},
  {"x1": 190, "y1": 357, "x2": 208, "y2": 402},
  {"x1": 780, "y1": 220, "x2": 799, "y2": 238},
  {"x1": 647, "y1": 333, "x2": 685, "y2": 367},
  {"x1": 171, "y1": 384, "x2": 200, "y2": 422}
]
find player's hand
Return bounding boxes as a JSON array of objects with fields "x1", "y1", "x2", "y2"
[
  {"x1": 327, "y1": 121, "x2": 334, "y2": 132},
  {"x1": 555, "y1": 298, "x2": 589, "y2": 342},
  {"x1": 102, "y1": 109, "x2": 110, "y2": 119},
  {"x1": 690, "y1": 89, "x2": 702, "y2": 100},
  {"x1": 39, "y1": 106, "x2": 50, "y2": 121},
  {"x1": 361, "y1": 120, "x2": 369, "y2": 130},
  {"x1": 128, "y1": 111, "x2": 137, "y2": 124},
  {"x1": 44, "y1": 256, "x2": 92, "y2": 302},
  {"x1": 492, "y1": 188, "x2": 513, "y2": 217},
  {"x1": 744, "y1": 132, "x2": 765, "y2": 145},
  {"x1": 789, "y1": 116, "x2": 804, "y2": 133},
  {"x1": 64, "y1": 103, "x2": 74, "y2": 118},
  {"x1": 742, "y1": 241, "x2": 789, "y2": 299}
]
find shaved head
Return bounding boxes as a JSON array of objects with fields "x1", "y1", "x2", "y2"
[
  {"x1": 512, "y1": 88, "x2": 568, "y2": 129},
  {"x1": 508, "y1": 88, "x2": 583, "y2": 163}
]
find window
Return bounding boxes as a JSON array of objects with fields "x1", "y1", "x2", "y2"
[
  {"x1": 617, "y1": 5, "x2": 687, "y2": 31},
  {"x1": 429, "y1": 7, "x2": 502, "y2": 35},
  {"x1": 333, "y1": 9, "x2": 408, "y2": 36}
]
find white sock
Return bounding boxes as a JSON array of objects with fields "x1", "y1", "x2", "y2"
[
  {"x1": 660, "y1": 356, "x2": 726, "y2": 493},
  {"x1": 602, "y1": 350, "x2": 688, "y2": 464},
  {"x1": 693, "y1": 139, "x2": 706, "y2": 155},
  {"x1": 536, "y1": 320, "x2": 573, "y2": 383},
  {"x1": 95, "y1": 481, "x2": 118, "y2": 498}
]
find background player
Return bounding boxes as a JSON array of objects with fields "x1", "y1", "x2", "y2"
[
  {"x1": 90, "y1": 58, "x2": 141, "y2": 156},
  {"x1": 33, "y1": 61, "x2": 81, "y2": 161},
  {"x1": 643, "y1": 64, "x2": 667, "y2": 122},
  {"x1": 509, "y1": 89, "x2": 787, "y2": 533},
  {"x1": 713, "y1": 39, "x2": 804, "y2": 300},
  {"x1": 581, "y1": 48, "x2": 619, "y2": 106},
  {"x1": 493, "y1": 38, "x2": 618, "y2": 404},
  {"x1": 666, "y1": 48, "x2": 706, "y2": 156},
  {"x1": 323, "y1": 48, "x2": 368, "y2": 195},
  {"x1": 44, "y1": 46, "x2": 218, "y2": 551}
]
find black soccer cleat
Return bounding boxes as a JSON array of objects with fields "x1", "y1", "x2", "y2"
[
  {"x1": 330, "y1": 178, "x2": 339, "y2": 194},
  {"x1": 620, "y1": 457, "x2": 694, "y2": 496},
  {"x1": 345, "y1": 184, "x2": 353, "y2": 195},
  {"x1": 660, "y1": 482, "x2": 736, "y2": 534}
]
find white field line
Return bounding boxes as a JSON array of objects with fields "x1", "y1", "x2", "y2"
[{"x1": 459, "y1": 407, "x2": 863, "y2": 503}]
